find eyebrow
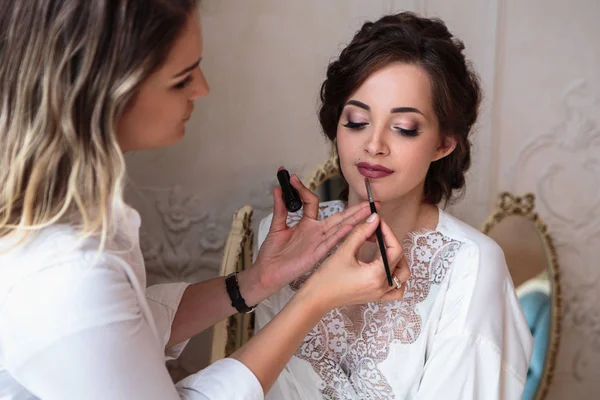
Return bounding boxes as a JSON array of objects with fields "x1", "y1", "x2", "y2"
[
  {"x1": 391, "y1": 106, "x2": 425, "y2": 116},
  {"x1": 344, "y1": 100, "x2": 425, "y2": 117},
  {"x1": 173, "y1": 58, "x2": 202, "y2": 78},
  {"x1": 345, "y1": 100, "x2": 370, "y2": 111}
]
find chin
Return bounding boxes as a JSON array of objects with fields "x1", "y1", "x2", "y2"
[
  {"x1": 347, "y1": 175, "x2": 401, "y2": 203},
  {"x1": 171, "y1": 126, "x2": 186, "y2": 142},
  {"x1": 152, "y1": 131, "x2": 185, "y2": 150}
]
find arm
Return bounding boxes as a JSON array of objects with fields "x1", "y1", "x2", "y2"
[
  {"x1": 2, "y1": 216, "x2": 406, "y2": 399},
  {"x1": 165, "y1": 271, "x2": 263, "y2": 347},
  {"x1": 413, "y1": 332, "x2": 526, "y2": 400},
  {"x1": 230, "y1": 279, "x2": 329, "y2": 395},
  {"x1": 231, "y1": 214, "x2": 409, "y2": 394},
  {"x1": 168, "y1": 177, "x2": 374, "y2": 347},
  {"x1": 414, "y1": 247, "x2": 532, "y2": 400}
]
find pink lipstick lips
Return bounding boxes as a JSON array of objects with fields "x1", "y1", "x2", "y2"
[{"x1": 357, "y1": 162, "x2": 393, "y2": 179}]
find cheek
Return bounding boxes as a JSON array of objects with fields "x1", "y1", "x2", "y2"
[
  {"x1": 392, "y1": 136, "x2": 438, "y2": 168},
  {"x1": 116, "y1": 93, "x2": 185, "y2": 151},
  {"x1": 337, "y1": 130, "x2": 362, "y2": 157},
  {"x1": 138, "y1": 96, "x2": 185, "y2": 137}
]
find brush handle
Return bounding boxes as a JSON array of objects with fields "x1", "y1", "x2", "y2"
[{"x1": 369, "y1": 202, "x2": 393, "y2": 286}]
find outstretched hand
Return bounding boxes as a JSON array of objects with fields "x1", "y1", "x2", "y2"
[
  {"x1": 303, "y1": 213, "x2": 410, "y2": 310},
  {"x1": 253, "y1": 171, "x2": 373, "y2": 297}
]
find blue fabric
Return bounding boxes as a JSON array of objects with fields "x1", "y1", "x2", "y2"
[{"x1": 519, "y1": 291, "x2": 550, "y2": 400}]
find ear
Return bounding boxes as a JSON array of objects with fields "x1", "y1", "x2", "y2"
[{"x1": 432, "y1": 135, "x2": 457, "y2": 162}]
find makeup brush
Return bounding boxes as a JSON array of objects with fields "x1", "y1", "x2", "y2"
[{"x1": 364, "y1": 178, "x2": 393, "y2": 286}]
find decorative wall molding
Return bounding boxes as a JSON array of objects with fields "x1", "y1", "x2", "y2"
[
  {"x1": 133, "y1": 185, "x2": 227, "y2": 284},
  {"x1": 131, "y1": 178, "x2": 280, "y2": 285},
  {"x1": 509, "y1": 81, "x2": 600, "y2": 234},
  {"x1": 507, "y1": 80, "x2": 600, "y2": 385}
]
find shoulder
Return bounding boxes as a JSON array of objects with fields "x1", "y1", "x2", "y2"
[
  {"x1": 0, "y1": 232, "x2": 140, "y2": 368},
  {"x1": 1, "y1": 222, "x2": 129, "y2": 286},
  {"x1": 0, "y1": 202, "x2": 142, "y2": 295},
  {"x1": 437, "y1": 210, "x2": 509, "y2": 285},
  {"x1": 437, "y1": 210, "x2": 532, "y2": 356},
  {"x1": 0, "y1": 225, "x2": 135, "y2": 305},
  {"x1": 0, "y1": 224, "x2": 92, "y2": 293},
  {"x1": 0, "y1": 224, "x2": 138, "y2": 327}
]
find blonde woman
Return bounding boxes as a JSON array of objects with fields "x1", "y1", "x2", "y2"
[{"x1": 0, "y1": 1, "x2": 410, "y2": 399}]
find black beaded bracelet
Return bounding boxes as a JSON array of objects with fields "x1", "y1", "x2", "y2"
[{"x1": 225, "y1": 272, "x2": 256, "y2": 314}]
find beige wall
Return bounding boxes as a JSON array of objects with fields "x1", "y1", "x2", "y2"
[{"x1": 125, "y1": 1, "x2": 600, "y2": 397}]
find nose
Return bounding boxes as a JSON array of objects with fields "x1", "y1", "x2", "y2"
[
  {"x1": 190, "y1": 67, "x2": 209, "y2": 100},
  {"x1": 364, "y1": 126, "x2": 390, "y2": 157}
]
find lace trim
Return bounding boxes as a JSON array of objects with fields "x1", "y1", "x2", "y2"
[{"x1": 285, "y1": 203, "x2": 463, "y2": 399}]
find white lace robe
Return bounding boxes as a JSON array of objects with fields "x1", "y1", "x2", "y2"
[{"x1": 255, "y1": 201, "x2": 533, "y2": 400}]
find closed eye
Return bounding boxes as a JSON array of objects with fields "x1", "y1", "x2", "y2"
[
  {"x1": 342, "y1": 121, "x2": 368, "y2": 129},
  {"x1": 173, "y1": 75, "x2": 193, "y2": 89},
  {"x1": 394, "y1": 127, "x2": 420, "y2": 137}
]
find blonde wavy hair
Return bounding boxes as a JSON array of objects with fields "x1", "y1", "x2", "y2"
[{"x1": 0, "y1": 0, "x2": 198, "y2": 247}]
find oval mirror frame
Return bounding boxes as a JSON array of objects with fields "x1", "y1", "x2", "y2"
[{"x1": 481, "y1": 192, "x2": 562, "y2": 400}]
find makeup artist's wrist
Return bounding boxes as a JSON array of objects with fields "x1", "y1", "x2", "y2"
[
  {"x1": 295, "y1": 273, "x2": 336, "y2": 315},
  {"x1": 292, "y1": 280, "x2": 332, "y2": 318},
  {"x1": 236, "y1": 267, "x2": 269, "y2": 307}
]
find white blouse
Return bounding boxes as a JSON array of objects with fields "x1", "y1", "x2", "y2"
[
  {"x1": 0, "y1": 204, "x2": 263, "y2": 400},
  {"x1": 255, "y1": 201, "x2": 533, "y2": 400}
]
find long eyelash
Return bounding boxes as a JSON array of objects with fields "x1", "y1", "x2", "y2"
[
  {"x1": 174, "y1": 75, "x2": 193, "y2": 89},
  {"x1": 395, "y1": 127, "x2": 419, "y2": 137},
  {"x1": 342, "y1": 121, "x2": 368, "y2": 129}
]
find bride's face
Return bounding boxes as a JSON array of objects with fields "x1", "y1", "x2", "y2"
[{"x1": 336, "y1": 62, "x2": 456, "y2": 203}]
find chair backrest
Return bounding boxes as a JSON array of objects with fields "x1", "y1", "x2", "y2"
[
  {"x1": 210, "y1": 205, "x2": 255, "y2": 363},
  {"x1": 304, "y1": 147, "x2": 340, "y2": 192}
]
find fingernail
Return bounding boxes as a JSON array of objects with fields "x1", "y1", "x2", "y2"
[{"x1": 367, "y1": 213, "x2": 377, "y2": 223}]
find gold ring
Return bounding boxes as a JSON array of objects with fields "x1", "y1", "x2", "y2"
[{"x1": 393, "y1": 276, "x2": 402, "y2": 289}]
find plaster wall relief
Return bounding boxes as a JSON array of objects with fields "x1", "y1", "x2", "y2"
[
  {"x1": 126, "y1": 178, "x2": 282, "y2": 285},
  {"x1": 133, "y1": 186, "x2": 223, "y2": 285},
  {"x1": 503, "y1": 81, "x2": 600, "y2": 397},
  {"x1": 490, "y1": 0, "x2": 600, "y2": 397}
]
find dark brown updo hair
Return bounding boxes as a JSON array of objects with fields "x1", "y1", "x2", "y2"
[{"x1": 319, "y1": 12, "x2": 481, "y2": 205}]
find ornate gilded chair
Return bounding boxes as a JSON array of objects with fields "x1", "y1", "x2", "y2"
[
  {"x1": 209, "y1": 205, "x2": 255, "y2": 363},
  {"x1": 304, "y1": 148, "x2": 345, "y2": 205}
]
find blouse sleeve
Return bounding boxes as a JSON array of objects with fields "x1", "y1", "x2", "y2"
[
  {"x1": 413, "y1": 328, "x2": 526, "y2": 399},
  {"x1": 146, "y1": 282, "x2": 191, "y2": 360},
  {"x1": 414, "y1": 243, "x2": 533, "y2": 400},
  {"x1": 0, "y1": 252, "x2": 263, "y2": 400}
]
